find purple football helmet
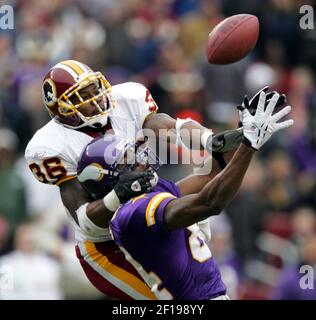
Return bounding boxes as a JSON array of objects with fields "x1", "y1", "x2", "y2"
[{"x1": 77, "y1": 134, "x2": 162, "y2": 199}]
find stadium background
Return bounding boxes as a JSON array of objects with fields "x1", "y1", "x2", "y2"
[{"x1": 0, "y1": 0, "x2": 316, "y2": 300}]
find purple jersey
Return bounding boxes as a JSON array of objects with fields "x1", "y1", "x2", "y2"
[{"x1": 110, "y1": 178, "x2": 226, "y2": 300}]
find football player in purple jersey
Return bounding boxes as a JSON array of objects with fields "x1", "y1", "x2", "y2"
[{"x1": 78, "y1": 91, "x2": 293, "y2": 299}]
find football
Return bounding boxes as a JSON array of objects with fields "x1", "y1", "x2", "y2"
[{"x1": 206, "y1": 14, "x2": 259, "y2": 65}]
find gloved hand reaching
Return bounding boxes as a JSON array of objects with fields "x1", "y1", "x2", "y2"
[
  {"x1": 238, "y1": 91, "x2": 293, "y2": 150},
  {"x1": 238, "y1": 86, "x2": 286, "y2": 126}
]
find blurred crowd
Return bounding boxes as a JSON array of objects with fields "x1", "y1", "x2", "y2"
[{"x1": 0, "y1": 0, "x2": 316, "y2": 299}]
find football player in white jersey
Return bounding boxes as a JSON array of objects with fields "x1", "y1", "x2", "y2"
[{"x1": 24, "y1": 60, "x2": 273, "y2": 299}]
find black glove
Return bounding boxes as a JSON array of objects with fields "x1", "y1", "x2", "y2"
[
  {"x1": 238, "y1": 86, "x2": 286, "y2": 126},
  {"x1": 211, "y1": 127, "x2": 243, "y2": 153},
  {"x1": 114, "y1": 171, "x2": 155, "y2": 203},
  {"x1": 205, "y1": 128, "x2": 243, "y2": 170}
]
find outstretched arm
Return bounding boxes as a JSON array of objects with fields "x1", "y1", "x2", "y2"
[
  {"x1": 144, "y1": 113, "x2": 204, "y2": 149},
  {"x1": 144, "y1": 112, "x2": 242, "y2": 154},
  {"x1": 176, "y1": 154, "x2": 222, "y2": 196},
  {"x1": 163, "y1": 92, "x2": 293, "y2": 229},
  {"x1": 143, "y1": 86, "x2": 287, "y2": 158},
  {"x1": 164, "y1": 144, "x2": 254, "y2": 229}
]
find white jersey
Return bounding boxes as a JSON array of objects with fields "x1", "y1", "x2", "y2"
[{"x1": 25, "y1": 82, "x2": 157, "y2": 242}]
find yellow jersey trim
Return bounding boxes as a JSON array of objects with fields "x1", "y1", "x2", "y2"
[
  {"x1": 56, "y1": 175, "x2": 77, "y2": 186},
  {"x1": 145, "y1": 192, "x2": 176, "y2": 227}
]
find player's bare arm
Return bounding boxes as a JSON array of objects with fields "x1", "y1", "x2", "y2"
[
  {"x1": 164, "y1": 144, "x2": 255, "y2": 228},
  {"x1": 59, "y1": 179, "x2": 112, "y2": 227},
  {"x1": 144, "y1": 112, "x2": 241, "y2": 206},
  {"x1": 175, "y1": 149, "x2": 236, "y2": 197},
  {"x1": 144, "y1": 112, "x2": 207, "y2": 149},
  {"x1": 144, "y1": 109, "x2": 255, "y2": 174},
  {"x1": 176, "y1": 155, "x2": 222, "y2": 196},
  {"x1": 144, "y1": 112, "x2": 242, "y2": 155},
  {"x1": 164, "y1": 92, "x2": 293, "y2": 229}
]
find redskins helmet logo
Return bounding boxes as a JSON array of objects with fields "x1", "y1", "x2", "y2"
[{"x1": 42, "y1": 79, "x2": 57, "y2": 107}]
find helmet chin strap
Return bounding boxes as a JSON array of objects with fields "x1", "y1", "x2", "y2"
[{"x1": 87, "y1": 114, "x2": 109, "y2": 128}]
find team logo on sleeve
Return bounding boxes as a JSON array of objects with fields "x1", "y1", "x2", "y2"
[
  {"x1": 148, "y1": 105, "x2": 157, "y2": 112},
  {"x1": 145, "y1": 90, "x2": 158, "y2": 112},
  {"x1": 42, "y1": 79, "x2": 57, "y2": 107}
]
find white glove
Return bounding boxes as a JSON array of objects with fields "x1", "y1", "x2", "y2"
[{"x1": 239, "y1": 92, "x2": 293, "y2": 150}]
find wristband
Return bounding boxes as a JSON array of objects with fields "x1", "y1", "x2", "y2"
[
  {"x1": 201, "y1": 131, "x2": 213, "y2": 150},
  {"x1": 175, "y1": 117, "x2": 201, "y2": 148},
  {"x1": 103, "y1": 189, "x2": 121, "y2": 212}
]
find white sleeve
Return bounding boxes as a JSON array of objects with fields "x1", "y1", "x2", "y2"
[
  {"x1": 134, "y1": 82, "x2": 158, "y2": 126},
  {"x1": 109, "y1": 82, "x2": 159, "y2": 141}
]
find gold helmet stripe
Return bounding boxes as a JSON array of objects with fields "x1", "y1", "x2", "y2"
[
  {"x1": 57, "y1": 64, "x2": 78, "y2": 80},
  {"x1": 61, "y1": 60, "x2": 85, "y2": 76},
  {"x1": 75, "y1": 61, "x2": 92, "y2": 73}
]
